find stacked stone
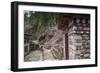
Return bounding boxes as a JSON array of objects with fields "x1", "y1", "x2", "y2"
[{"x1": 68, "y1": 18, "x2": 90, "y2": 59}]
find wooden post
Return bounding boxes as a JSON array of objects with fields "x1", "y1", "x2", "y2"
[{"x1": 65, "y1": 33, "x2": 69, "y2": 59}]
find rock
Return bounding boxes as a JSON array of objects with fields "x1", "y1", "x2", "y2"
[{"x1": 84, "y1": 53, "x2": 90, "y2": 57}]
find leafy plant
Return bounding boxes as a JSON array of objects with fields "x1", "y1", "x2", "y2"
[{"x1": 24, "y1": 11, "x2": 59, "y2": 40}]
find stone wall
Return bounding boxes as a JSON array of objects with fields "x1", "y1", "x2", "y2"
[{"x1": 68, "y1": 18, "x2": 90, "y2": 59}]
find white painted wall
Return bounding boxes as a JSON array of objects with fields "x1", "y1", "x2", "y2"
[{"x1": 0, "y1": 0, "x2": 99, "y2": 73}]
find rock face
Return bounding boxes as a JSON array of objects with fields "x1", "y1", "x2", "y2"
[
  {"x1": 24, "y1": 24, "x2": 66, "y2": 61},
  {"x1": 41, "y1": 25, "x2": 65, "y2": 60}
]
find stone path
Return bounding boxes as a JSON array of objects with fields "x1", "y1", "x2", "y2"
[
  {"x1": 42, "y1": 49, "x2": 55, "y2": 60},
  {"x1": 24, "y1": 49, "x2": 55, "y2": 61},
  {"x1": 24, "y1": 50, "x2": 43, "y2": 61}
]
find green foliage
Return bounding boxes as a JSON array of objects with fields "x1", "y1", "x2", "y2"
[{"x1": 24, "y1": 11, "x2": 59, "y2": 40}]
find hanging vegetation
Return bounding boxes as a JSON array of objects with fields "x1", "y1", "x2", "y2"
[{"x1": 24, "y1": 11, "x2": 60, "y2": 41}]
